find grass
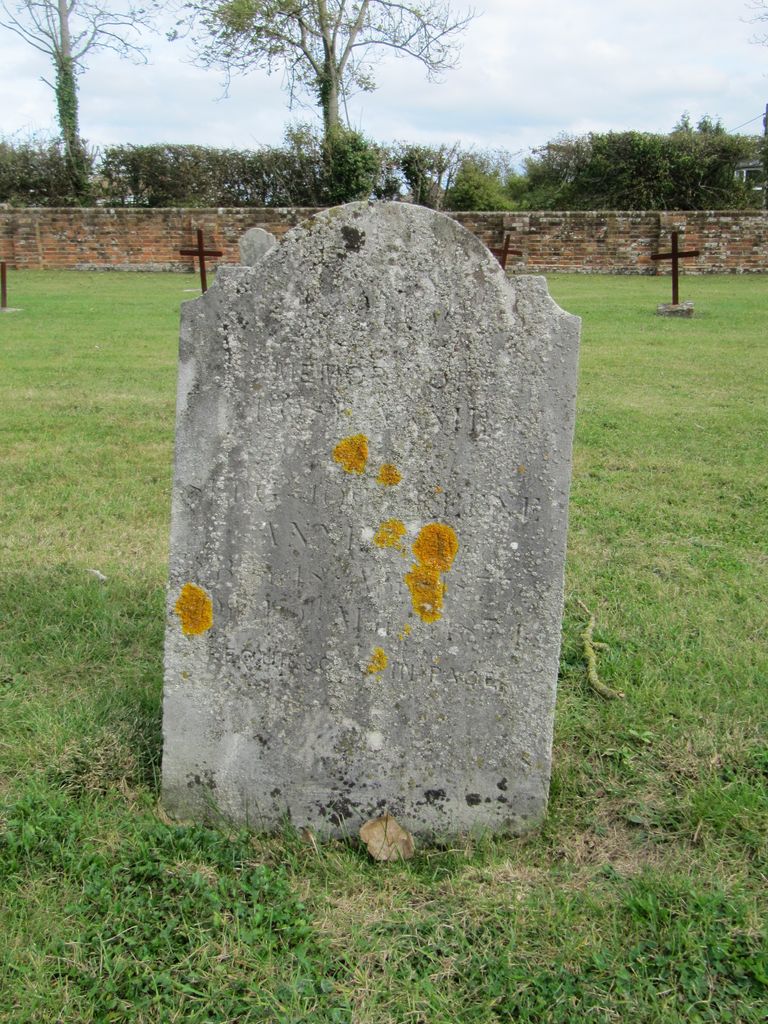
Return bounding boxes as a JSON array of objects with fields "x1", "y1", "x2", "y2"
[{"x1": 1, "y1": 269, "x2": 766, "y2": 1023}]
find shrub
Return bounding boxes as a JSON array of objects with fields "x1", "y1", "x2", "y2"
[
  {"x1": 0, "y1": 134, "x2": 93, "y2": 206},
  {"x1": 443, "y1": 155, "x2": 515, "y2": 211},
  {"x1": 322, "y1": 126, "x2": 383, "y2": 204}
]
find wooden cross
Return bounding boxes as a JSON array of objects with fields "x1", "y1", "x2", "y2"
[
  {"x1": 1, "y1": 261, "x2": 6, "y2": 310},
  {"x1": 651, "y1": 231, "x2": 700, "y2": 305},
  {"x1": 179, "y1": 228, "x2": 223, "y2": 293},
  {"x1": 489, "y1": 232, "x2": 523, "y2": 270}
]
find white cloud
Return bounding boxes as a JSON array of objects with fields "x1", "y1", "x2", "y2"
[{"x1": 1, "y1": 0, "x2": 765, "y2": 160}]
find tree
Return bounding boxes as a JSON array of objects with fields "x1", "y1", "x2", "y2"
[
  {"x1": 0, "y1": 0, "x2": 157, "y2": 198},
  {"x1": 515, "y1": 119, "x2": 760, "y2": 211},
  {"x1": 177, "y1": 1, "x2": 476, "y2": 140},
  {"x1": 748, "y1": 0, "x2": 768, "y2": 43},
  {"x1": 443, "y1": 150, "x2": 516, "y2": 210},
  {"x1": 396, "y1": 141, "x2": 461, "y2": 208}
]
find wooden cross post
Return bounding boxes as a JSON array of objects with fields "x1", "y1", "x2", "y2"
[
  {"x1": 179, "y1": 228, "x2": 224, "y2": 293},
  {"x1": 489, "y1": 232, "x2": 523, "y2": 270},
  {"x1": 1, "y1": 262, "x2": 7, "y2": 310},
  {"x1": 651, "y1": 231, "x2": 700, "y2": 305}
]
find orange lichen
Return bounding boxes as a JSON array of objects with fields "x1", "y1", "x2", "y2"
[
  {"x1": 412, "y1": 523, "x2": 459, "y2": 573},
  {"x1": 366, "y1": 647, "x2": 388, "y2": 674},
  {"x1": 174, "y1": 583, "x2": 213, "y2": 636},
  {"x1": 374, "y1": 518, "x2": 407, "y2": 550},
  {"x1": 404, "y1": 565, "x2": 444, "y2": 624},
  {"x1": 405, "y1": 523, "x2": 459, "y2": 623},
  {"x1": 377, "y1": 463, "x2": 402, "y2": 486},
  {"x1": 332, "y1": 434, "x2": 369, "y2": 474}
]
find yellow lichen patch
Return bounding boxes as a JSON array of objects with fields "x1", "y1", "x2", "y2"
[
  {"x1": 366, "y1": 647, "x2": 388, "y2": 674},
  {"x1": 404, "y1": 564, "x2": 444, "y2": 624},
  {"x1": 398, "y1": 623, "x2": 412, "y2": 641},
  {"x1": 412, "y1": 523, "x2": 459, "y2": 573},
  {"x1": 174, "y1": 583, "x2": 213, "y2": 636},
  {"x1": 374, "y1": 518, "x2": 407, "y2": 550},
  {"x1": 405, "y1": 523, "x2": 459, "y2": 624},
  {"x1": 377, "y1": 463, "x2": 402, "y2": 486},
  {"x1": 332, "y1": 434, "x2": 369, "y2": 474}
]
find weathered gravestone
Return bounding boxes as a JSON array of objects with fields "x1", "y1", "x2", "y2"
[
  {"x1": 239, "y1": 226, "x2": 277, "y2": 266},
  {"x1": 162, "y1": 201, "x2": 580, "y2": 837}
]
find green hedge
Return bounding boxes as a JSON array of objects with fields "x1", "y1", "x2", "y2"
[
  {"x1": 0, "y1": 136, "x2": 94, "y2": 206},
  {"x1": 2, "y1": 123, "x2": 761, "y2": 211},
  {"x1": 0, "y1": 131, "x2": 481, "y2": 209}
]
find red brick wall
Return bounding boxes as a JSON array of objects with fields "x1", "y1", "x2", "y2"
[{"x1": 0, "y1": 206, "x2": 766, "y2": 273}]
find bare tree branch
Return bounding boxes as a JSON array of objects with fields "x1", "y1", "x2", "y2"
[
  {"x1": 747, "y1": 0, "x2": 768, "y2": 43},
  {"x1": 0, "y1": 0, "x2": 157, "y2": 65},
  {"x1": 0, "y1": 0, "x2": 160, "y2": 196},
  {"x1": 175, "y1": 0, "x2": 477, "y2": 136}
]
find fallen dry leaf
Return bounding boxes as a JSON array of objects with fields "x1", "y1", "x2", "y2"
[{"x1": 359, "y1": 813, "x2": 415, "y2": 862}]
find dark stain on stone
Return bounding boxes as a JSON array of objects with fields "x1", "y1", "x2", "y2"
[
  {"x1": 326, "y1": 795, "x2": 356, "y2": 826},
  {"x1": 186, "y1": 770, "x2": 216, "y2": 790},
  {"x1": 270, "y1": 787, "x2": 281, "y2": 798},
  {"x1": 424, "y1": 789, "x2": 447, "y2": 805},
  {"x1": 496, "y1": 794, "x2": 508, "y2": 804},
  {"x1": 341, "y1": 226, "x2": 365, "y2": 252},
  {"x1": 465, "y1": 793, "x2": 482, "y2": 806},
  {"x1": 497, "y1": 777, "x2": 508, "y2": 791}
]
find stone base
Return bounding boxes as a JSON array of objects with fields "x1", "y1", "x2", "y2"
[
  {"x1": 1, "y1": 307, "x2": 22, "y2": 313},
  {"x1": 656, "y1": 301, "x2": 694, "y2": 318}
]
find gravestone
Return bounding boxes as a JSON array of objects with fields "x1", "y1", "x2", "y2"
[
  {"x1": 162, "y1": 201, "x2": 580, "y2": 837},
  {"x1": 239, "y1": 226, "x2": 277, "y2": 266}
]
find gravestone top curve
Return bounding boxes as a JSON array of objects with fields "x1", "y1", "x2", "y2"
[
  {"x1": 162, "y1": 201, "x2": 580, "y2": 837},
  {"x1": 238, "y1": 226, "x2": 277, "y2": 266}
]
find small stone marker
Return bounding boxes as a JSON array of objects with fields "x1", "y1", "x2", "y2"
[
  {"x1": 162, "y1": 201, "x2": 581, "y2": 837},
  {"x1": 652, "y1": 230, "x2": 700, "y2": 314},
  {"x1": 239, "y1": 227, "x2": 277, "y2": 266}
]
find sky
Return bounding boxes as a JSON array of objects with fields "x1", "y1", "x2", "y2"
[{"x1": 1, "y1": 0, "x2": 766, "y2": 165}]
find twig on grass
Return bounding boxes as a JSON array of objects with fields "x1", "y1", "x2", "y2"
[{"x1": 576, "y1": 599, "x2": 625, "y2": 700}]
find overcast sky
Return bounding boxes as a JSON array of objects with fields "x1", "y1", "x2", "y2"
[{"x1": 1, "y1": 0, "x2": 766, "y2": 163}]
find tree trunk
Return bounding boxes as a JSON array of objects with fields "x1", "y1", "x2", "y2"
[
  {"x1": 55, "y1": 0, "x2": 89, "y2": 200},
  {"x1": 323, "y1": 77, "x2": 340, "y2": 136},
  {"x1": 318, "y1": 44, "x2": 341, "y2": 141}
]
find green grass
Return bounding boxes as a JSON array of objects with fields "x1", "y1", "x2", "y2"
[{"x1": 1, "y1": 270, "x2": 766, "y2": 1023}]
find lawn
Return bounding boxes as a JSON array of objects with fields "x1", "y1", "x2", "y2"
[{"x1": 0, "y1": 269, "x2": 766, "y2": 1023}]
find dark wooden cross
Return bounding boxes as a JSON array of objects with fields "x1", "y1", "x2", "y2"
[
  {"x1": 651, "y1": 231, "x2": 700, "y2": 305},
  {"x1": 489, "y1": 232, "x2": 523, "y2": 270},
  {"x1": 0, "y1": 261, "x2": 7, "y2": 310},
  {"x1": 179, "y1": 228, "x2": 223, "y2": 293}
]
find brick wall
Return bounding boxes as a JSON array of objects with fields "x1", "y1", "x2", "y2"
[{"x1": 0, "y1": 206, "x2": 766, "y2": 273}]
